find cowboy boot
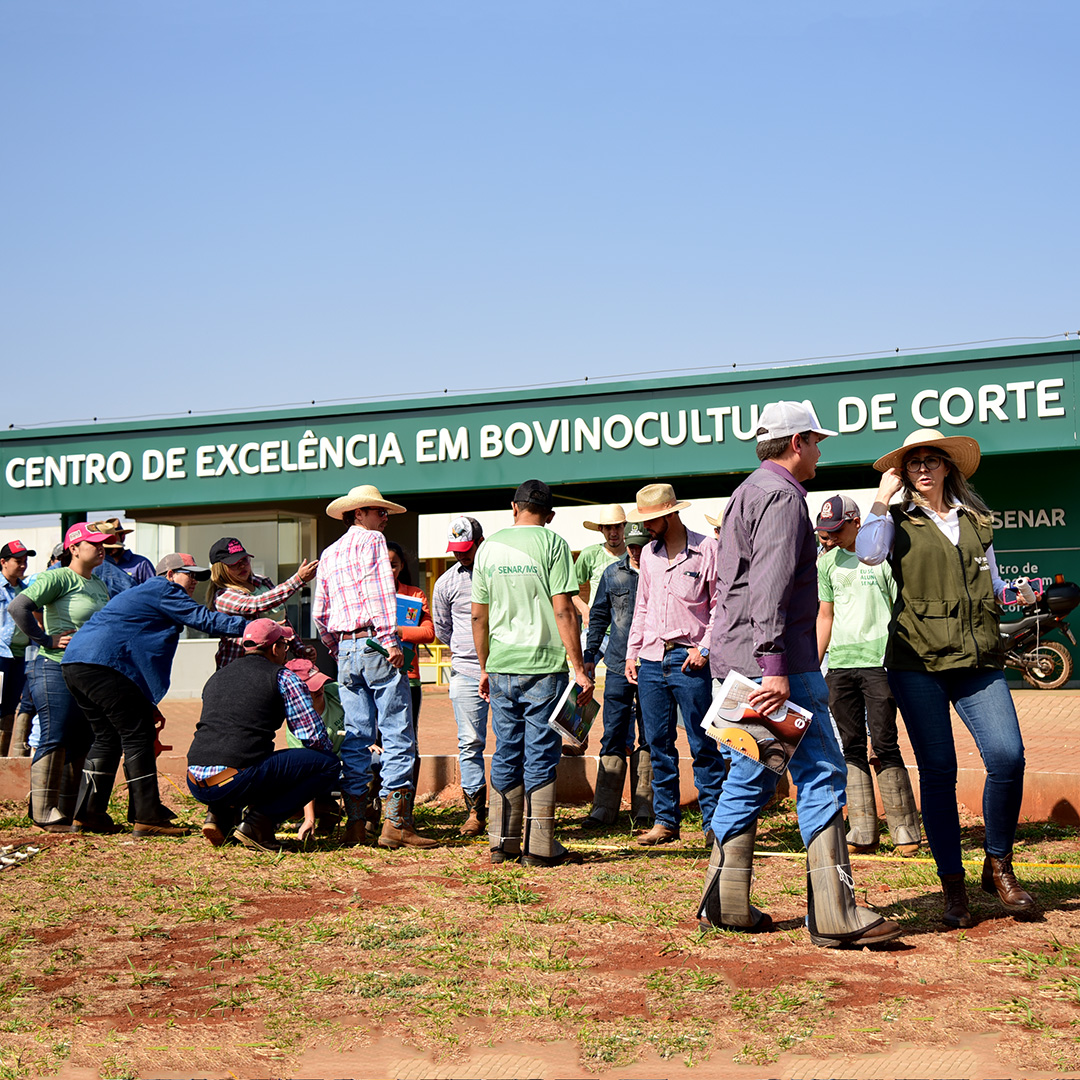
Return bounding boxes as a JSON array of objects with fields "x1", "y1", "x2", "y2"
[
  {"x1": 522, "y1": 781, "x2": 581, "y2": 867},
  {"x1": 379, "y1": 790, "x2": 438, "y2": 850},
  {"x1": 73, "y1": 755, "x2": 122, "y2": 834},
  {"x1": 584, "y1": 755, "x2": 627, "y2": 827},
  {"x1": 365, "y1": 758, "x2": 383, "y2": 842},
  {"x1": 806, "y1": 811, "x2": 903, "y2": 947},
  {"x1": 342, "y1": 792, "x2": 370, "y2": 847},
  {"x1": 202, "y1": 804, "x2": 237, "y2": 846},
  {"x1": 0, "y1": 715, "x2": 12, "y2": 757},
  {"x1": 125, "y1": 754, "x2": 184, "y2": 839},
  {"x1": 30, "y1": 749, "x2": 71, "y2": 831},
  {"x1": 697, "y1": 824, "x2": 771, "y2": 932},
  {"x1": 235, "y1": 810, "x2": 283, "y2": 853},
  {"x1": 10, "y1": 712, "x2": 32, "y2": 757},
  {"x1": 844, "y1": 762, "x2": 879, "y2": 854},
  {"x1": 459, "y1": 784, "x2": 487, "y2": 837},
  {"x1": 981, "y1": 853, "x2": 1035, "y2": 914},
  {"x1": 490, "y1": 784, "x2": 525, "y2": 864},
  {"x1": 877, "y1": 766, "x2": 922, "y2": 856},
  {"x1": 940, "y1": 873, "x2": 973, "y2": 928},
  {"x1": 629, "y1": 747, "x2": 654, "y2": 827}
]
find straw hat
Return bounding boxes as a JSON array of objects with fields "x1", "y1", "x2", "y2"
[
  {"x1": 90, "y1": 517, "x2": 133, "y2": 548},
  {"x1": 873, "y1": 430, "x2": 981, "y2": 479},
  {"x1": 625, "y1": 483, "x2": 691, "y2": 522},
  {"x1": 704, "y1": 512, "x2": 722, "y2": 529},
  {"x1": 326, "y1": 484, "x2": 408, "y2": 520},
  {"x1": 583, "y1": 504, "x2": 627, "y2": 531}
]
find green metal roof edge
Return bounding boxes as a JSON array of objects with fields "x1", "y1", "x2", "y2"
[{"x1": 3, "y1": 338, "x2": 1075, "y2": 443}]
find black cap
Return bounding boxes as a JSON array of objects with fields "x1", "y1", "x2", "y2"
[
  {"x1": 513, "y1": 479, "x2": 553, "y2": 511},
  {"x1": 0, "y1": 541, "x2": 35, "y2": 559},
  {"x1": 209, "y1": 537, "x2": 252, "y2": 566}
]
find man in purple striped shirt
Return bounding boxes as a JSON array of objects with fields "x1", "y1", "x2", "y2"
[{"x1": 699, "y1": 401, "x2": 903, "y2": 949}]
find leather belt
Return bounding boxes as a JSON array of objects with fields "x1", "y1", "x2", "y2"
[
  {"x1": 663, "y1": 640, "x2": 693, "y2": 653},
  {"x1": 338, "y1": 626, "x2": 375, "y2": 640},
  {"x1": 187, "y1": 767, "x2": 238, "y2": 788}
]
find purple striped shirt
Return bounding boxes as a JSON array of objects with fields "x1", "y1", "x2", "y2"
[{"x1": 710, "y1": 460, "x2": 819, "y2": 679}]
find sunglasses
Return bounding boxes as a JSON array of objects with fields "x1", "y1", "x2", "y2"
[{"x1": 904, "y1": 454, "x2": 945, "y2": 473}]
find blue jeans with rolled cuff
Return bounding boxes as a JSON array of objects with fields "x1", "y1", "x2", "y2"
[
  {"x1": 888, "y1": 667, "x2": 1025, "y2": 876},
  {"x1": 636, "y1": 649, "x2": 726, "y2": 832},
  {"x1": 28, "y1": 656, "x2": 92, "y2": 765},
  {"x1": 708, "y1": 670, "x2": 847, "y2": 849},
  {"x1": 488, "y1": 670, "x2": 567, "y2": 794}
]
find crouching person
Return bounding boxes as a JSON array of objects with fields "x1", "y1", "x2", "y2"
[{"x1": 187, "y1": 618, "x2": 339, "y2": 851}]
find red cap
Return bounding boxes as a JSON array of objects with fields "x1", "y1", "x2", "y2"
[
  {"x1": 0, "y1": 540, "x2": 35, "y2": 559},
  {"x1": 285, "y1": 658, "x2": 331, "y2": 692},
  {"x1": 241, "y1": 618, "x2": 295, "y2": 649}
]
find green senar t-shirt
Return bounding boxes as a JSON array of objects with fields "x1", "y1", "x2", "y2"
[
  {"x1": 471, "y1": 525, "x2": 576, "y2": 675},
  {"x1": 818, "y1": 547, "x2": 896, "y2": 668},
  {"x1": 21, "y1": 567, "x2": 110, "y2": 663},
  {"x1": 574, "y1": 543, "x2": 620, "y2": 607}
]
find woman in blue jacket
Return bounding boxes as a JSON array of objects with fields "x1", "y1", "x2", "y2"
[{"x1": 60, "y1": 553, "x2": 247, "y2": 838}]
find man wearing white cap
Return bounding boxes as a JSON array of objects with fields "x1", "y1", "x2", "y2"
[
  {"x1": 699, "y1": 400, "x2": 902, "y2": 948},
  {"x1": 572, "y1": 505, "x2": 627, "y2": 627},
  {"x1": 314, "y1": 484, "x2": 436, "y2": 850},
  {"x1": 624, "y1": 483, "x2": 726, "y2": 847},
  {"x1": 432, "y1": 515, "x2": 490, "y2": 836}
]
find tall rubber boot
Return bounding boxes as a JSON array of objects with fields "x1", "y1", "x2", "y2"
[
  {"x1": 489, "y1": 784, "x2": 525, "y2": 864},
  {"x1": 0, "y1": 715, "x2": 13, "y2": 757},
  {"x1": 877, "y1": 766, "x2": 922, "y2": 856},
  {"x1": 697, "y1": 824, "x2": 770, "y2": 931},
  {"x1": 30, "y1": 749, "x2": 70, "y2": 831},
  {"x1": 342, "y1": 792, "x2": 370, "y2": 847},
  {"x1": 10, "y1": 712, "x2": 32, "y2": 757},
  {"x1": 57, "y1": 753, "x2": 86, "y2": 823},
  {"x1": 585, "y1": 755, "x2": 627, "y2": 827},
  {"x1": 73, "y1": 755, "x2": 122, "y2": 833},
  {"x1": 629, "y1": 747, "x2": 654, "y2": 827},
  {"x1": 522, "y1": 781, "x2": 581, "y2": 867},
  {"x1": 378, "y1": 789, "x2": 438, "y2": 849},
  {"x1": 124, "y1": 755, "x2": 184, "y2": 839},
  {"x1": 844, "y1": 762, "x2": 879, "y2": 853},
  {"x1": 459, "y1": 784, "x2": 487, "y2": 837},
  {"x1": 806, "y1": 811, "x2": 903, "y2": 947}
]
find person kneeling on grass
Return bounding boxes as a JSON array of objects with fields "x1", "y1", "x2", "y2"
[{"x1": 186, "y1": 619, "x2": 339, "y2": 852}]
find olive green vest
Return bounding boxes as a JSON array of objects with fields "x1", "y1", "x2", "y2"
[{"x1": 885, "y1": 505, "x2": 1003, "y2": 673}]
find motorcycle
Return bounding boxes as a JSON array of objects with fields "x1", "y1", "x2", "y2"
[{"x1": 1000, "y1": 577, "x2": 1080, "y2": 690}]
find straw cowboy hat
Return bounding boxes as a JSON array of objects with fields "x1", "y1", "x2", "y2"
[
  {"x1": 625, "y1": 483, "x2": 691, "y2": 523},
  {"x1": 326, "y1": 484, "x2": 408, "y2": 520},
  {"x1": 583, "y1": 504, "x2": 627, "y2": 531},
  {"x1": 873, "y1": 429, "x2": 981, "y2": 479},
  {"x1": 704, "y1": 512, "x2": 722, "y2": 529},
  {"x1": 90, "y1": 517, "x2": 134, "y2": 548}
]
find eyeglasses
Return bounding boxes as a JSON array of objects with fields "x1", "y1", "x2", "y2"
[
  {"x1": 904, "y1": 454, "x2": 944, "y2": 474},
  {"x1": 362, "y1": 507, "x2": 390, "y2": 518}
]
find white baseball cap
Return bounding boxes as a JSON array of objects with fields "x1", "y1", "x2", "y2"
[{"x1": 755, "y1": 400, "x2": 838, "y2": 443}]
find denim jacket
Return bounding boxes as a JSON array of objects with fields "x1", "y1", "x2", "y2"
[{"x1": 584, "y1": 554, "x2": 639, "y2": 668}]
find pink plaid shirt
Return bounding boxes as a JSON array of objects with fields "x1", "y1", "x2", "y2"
[
  {"x1": 207, "y1": 572, "x2": 306, "y2": 669},
  {"x1": 313, "y1": 526, "x2": 399, "y2": 655}
]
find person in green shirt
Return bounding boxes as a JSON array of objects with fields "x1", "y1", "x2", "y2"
[
  {"x1": 815, "y1": 495, "x2": 921, "y2": 860},
  {"x1": 8, "y1": 523, "x2": 111, "y2": 831},
  {"x1": 472, "y1": 479, "x2": 594, "y2": 867}
]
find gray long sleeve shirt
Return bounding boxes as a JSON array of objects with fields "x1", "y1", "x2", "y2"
[
  {"x1": 431, "y1": 561, "x2": 481, "y2": 680},
  {"x1": 710, "y1": 459, "x2": 819, "y2": 679}
]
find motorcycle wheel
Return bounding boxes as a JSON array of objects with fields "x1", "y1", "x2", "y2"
[{"x1": 1021, "y1": 641, "x2": 1073, "y2": 690}]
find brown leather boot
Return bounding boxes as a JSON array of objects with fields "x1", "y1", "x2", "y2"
[
  {"x1": 636, "y1": 821, "x2": 679, "y2": 846},
  {"x1": 342, "y1": 793, "x2": 370, "y2": 847},
  {"x1": 940, "y1": 873, "x2": 973, "y2": 928},
  {"x1": 981, "y1": 853, "x2": 1035, "y2": 914},
  {"x1": 459, "y1": 785, "x2": 487, "y2": 837},
  {"x1": 379, "y1": 790, "x2": 438, "y2": 850}
]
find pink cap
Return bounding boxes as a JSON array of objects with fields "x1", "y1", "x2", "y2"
[
  {"x1": 64, "y1": 522, "x2": 112, "y2": 550},
  {"x1": 285, "y1": 658, "x2": 331, "y2": 692},
  {"x1": 241, "y1": 618, "x2": 296, "y2": 649}
]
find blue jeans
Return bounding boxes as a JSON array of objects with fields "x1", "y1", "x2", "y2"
[
  {"x1": 709, "y1": 671, "x2": 847, "y2": 848},
  {"x1": 488, "y1": 670, "x2": 567, "y2": 793},
  {"x1": 598, "y1": 671, "x2": 643, "y2": 758},
  {"x1": 336, "y1": 640, "x2": 416, "y2": 798},
  {"x1": 28, "y1": 656, "x2": 92, "y2": 764},
  {"x1": 449, "y1": 669, "x2": 489, "y2": 796},
  {"x1": 888, "y1": 667, "x2": 1025, "y2": 875},
  {"x1": 637, "y1": 649, "x2": 727, "y2": 831},
  {"x1": 187, "y1": 748, "x2": 340, "y2": 821}
]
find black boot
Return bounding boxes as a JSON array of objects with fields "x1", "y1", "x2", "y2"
[
  {"x1": 235, "y1": 810, "x2": 282, "y2": 852},
  {"x1": 940, "y1": 873, "x2": 973, "y2": 928},
  {"x1": 125, "y1": 751, "x2": 184, "y2": 839},
  {"x1": 202, "y1": 804, "x2": 237, "y2": 846},
  {"x1": 73, "y1": 755, "x2": 121, "y2": 833}
]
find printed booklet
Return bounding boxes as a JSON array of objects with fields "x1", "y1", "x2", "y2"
[
  {"x1": 396, "y1": 594, "x2": 423, "y2": 627},
  {"x1": 547, "y1": 680, "x2": 601, "y2": 749},
  {"x1": 700, "y1": 670, "x2": 813, "y2": 775}
]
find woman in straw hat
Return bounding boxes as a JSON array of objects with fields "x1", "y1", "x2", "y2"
[{"x1": 856, "y1": 429, "x2": 1034, "y2": 929}]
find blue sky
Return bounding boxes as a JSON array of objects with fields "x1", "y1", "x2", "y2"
[{"x1": 3, "y1": 1, "x2": 1077, "y2": 429}]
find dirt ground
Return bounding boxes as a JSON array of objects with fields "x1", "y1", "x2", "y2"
[{"x1": 2, "y1": 792, "x2": 1080, "y2": 1080}]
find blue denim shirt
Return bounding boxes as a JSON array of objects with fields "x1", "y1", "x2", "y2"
[
  {"x1": 0, "y1": 577, "x2": 25, "y2": 658},
  {"x1": 584, "y1": 554, "x2": 639, "y2": 669}
]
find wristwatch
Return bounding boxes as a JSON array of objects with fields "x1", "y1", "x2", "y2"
[{"x1": 698, "y1": 646, "x2": 710, "y2": 659}]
